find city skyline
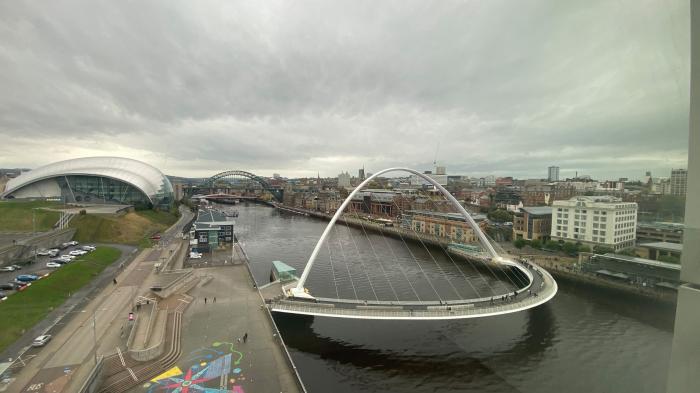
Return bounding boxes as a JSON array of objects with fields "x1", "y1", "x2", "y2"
[{"x1": 0, "y1": 0, "x2": 690, "y2": 179}]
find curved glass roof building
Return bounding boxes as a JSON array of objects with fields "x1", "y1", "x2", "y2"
[{"x1": 1, "y1": 157, "x2": 173, "y2": 208}]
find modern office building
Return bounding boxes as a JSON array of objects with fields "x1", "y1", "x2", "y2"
[
  {"x1": 1, "y1": 157, "x2": 173, "y2": 209},
  {"x1": 670, "y1": 168, "x2": 688, "y2": 196},
  {"x1": 191, "y1": 209, "x2": 235, "y2": 253},
  {"x1": 551, "y1": 196, "x2": 637, "y2": 250},
  {"x1": 548, "y1": 166, "x2": 560, "y2": 182},
  {"x1": 513, "y1": 206, "x2": 553, "y2": 241},
  {"x1": 579, "y1": 252, "x2": 681, "y2": 290}
]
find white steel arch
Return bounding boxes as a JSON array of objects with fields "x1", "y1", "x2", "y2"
[{"x1": 293, "y1": 167, "x2": 500, "y2": 296}]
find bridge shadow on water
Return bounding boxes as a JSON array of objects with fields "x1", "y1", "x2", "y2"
[{"x1": 274, "y1": 304, "x2": 557, "y2": 392}]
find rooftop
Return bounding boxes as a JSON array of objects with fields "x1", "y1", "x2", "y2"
[
  {"x1": 638, "y1": 242, "x2": 683, "y2": 253},
  {"x1": 596, "y1": 253, "x2": 681, "y2": 271},
  {"x1": 404, "y1": 210, "x2": 487, "y2": 222},
  {"x1": 519, "y1": 206, "x2": 553, "y2": 215}
]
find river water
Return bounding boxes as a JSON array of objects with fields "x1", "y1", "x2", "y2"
[{"x1": 232, "y1": 203, "x2": 675, "y2": 393}]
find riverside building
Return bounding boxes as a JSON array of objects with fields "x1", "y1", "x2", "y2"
[{"x1": 551, "y1": 196, "x2": 637, "y2": 250}]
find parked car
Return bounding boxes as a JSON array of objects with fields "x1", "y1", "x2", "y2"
[
  {"x1": 0, "y1": 283, "x2": 17, "y2": 290},
  {"x1": 81, "y1": 245, "x2": 96, "y2": 251},
  {"x1": 0, "y1": 266, "x2": 16, "y2": 272},
  {"x1": 46, "y1": 262, "x2": 62, "y2": 268},
  {"x1": 150, "y1": 234, "x2": 161, "y2": 240},
  {"x1": 189, "y1": 252, "x2": 203, "y2": 259},
  {"x1": 50, "y1": 259, "x2": 68, "y2": 265},
  {"x1": 68, "y1": 250, "x2": 87, "y2": 256},
  {"x1": 36, "y1": 249, "x2": 50, "y2": 256},
  {"x1": 58, "y1": 243, "x2": 69, "y2": 250},
  {"x1": 67, "y1": 241, "x2": 79, "y2": 246},
  {"x1": 15, "y1": 274, "x2": 39, "y2": 282},
  {"x1": 59, "y1": 255, "x2": 76, "y2": 261},
  {"x1": 11, "y1": 264, "x2": 21, "y2": 270},
  {"x1": 31, "y1": 335, "x2": 51, "y2": 347},
  {"x1": 48, "y1": 249, "x2": 60, "y2": 257}
]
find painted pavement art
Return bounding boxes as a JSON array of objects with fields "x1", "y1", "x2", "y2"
[{"x1": 142, "y1": 341, "x2": 248, "y2": 393}]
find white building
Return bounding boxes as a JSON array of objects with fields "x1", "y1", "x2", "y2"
[
  {"x1": 670, "y1": 168, "x2": 687, "y2": 196},
  {"x1": 409, "y1": 173, "x2": 447, "y2": 186},
  {"x1": 337, "y1": 172, "x2": 351, "y2": 188},
  {"x1": 551, "y1": 196, "x2": 637, "y2": 250},
  {"x1": 548, "y1": 166, "x2": 560, "y2": 182}
]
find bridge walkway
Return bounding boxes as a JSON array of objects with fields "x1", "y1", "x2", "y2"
[{"x1": 269, "y1": 261, "x2": 556, "y2": 320}]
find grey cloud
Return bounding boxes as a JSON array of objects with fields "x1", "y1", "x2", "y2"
[{"x1": 0, "y1": 0, "x2": 690, "y2": 179}]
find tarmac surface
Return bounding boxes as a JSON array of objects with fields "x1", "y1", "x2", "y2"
[{"x1": 129, "y1": 264, "x2": 302, "y2": 393}]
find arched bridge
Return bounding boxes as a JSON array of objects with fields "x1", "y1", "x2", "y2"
[
  {"x1": 205, "y1": 170, "x2": 283, "y2": 201},
  {"x1": 264, "y1": 167, "x2": 558, "y2": 320}
]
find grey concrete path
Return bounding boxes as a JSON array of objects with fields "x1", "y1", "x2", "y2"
[{"x1": 128, "y1": 265, "x2": 302, "y2": 393}]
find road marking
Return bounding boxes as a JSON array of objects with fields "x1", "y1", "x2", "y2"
[
  {"x1": 127, "y1": 367, "x2": 138, "y2": 381},
  {"x1": 116, "y1": 347, "x2": 125, "y2": 367}
]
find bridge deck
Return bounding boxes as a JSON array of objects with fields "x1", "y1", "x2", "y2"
[{"x1": 269, "y1": 262, "x2": 557, "y2": 320}]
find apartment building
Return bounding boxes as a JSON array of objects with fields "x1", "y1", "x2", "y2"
[{"x1": 551, "y1": 196, "x2": 637, "y2": 250}]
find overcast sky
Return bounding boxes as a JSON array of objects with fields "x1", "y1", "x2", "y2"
[{"x1": 0, "y1": 0, "x2": 690, "y2": 180}]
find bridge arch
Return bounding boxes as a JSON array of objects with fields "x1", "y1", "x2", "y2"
[
  {"x1": 206, "y1": 170, "x2": 282, "y2": 201},
  {"x1": 294, "y1": 167, "x2": 503, "y2": 295}
]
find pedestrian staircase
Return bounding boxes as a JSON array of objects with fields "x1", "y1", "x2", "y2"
[{"x1": 98, "y1": 311, "x2": 183, "y2": 393}]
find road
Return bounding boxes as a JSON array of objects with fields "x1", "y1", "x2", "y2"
[{"x1": 0, "y1": 206, "x2": 195, "y2": 393}]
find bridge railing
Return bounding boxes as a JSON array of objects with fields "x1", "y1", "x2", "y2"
[{"x1": 273, "y1": 265, "x2": 557, "y2": 319}]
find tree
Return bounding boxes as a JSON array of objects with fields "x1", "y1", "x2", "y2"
[
  {"x1": 544, "y1": 240, "x2": 561, "y2": 251},
  {"x1": 514, "y1": 238, "x2": 527, "y2": 249},
  {"x1": 578, "y1": 244, "x2": 591, "y2": 253},
  {"x1": 616, "y1": 248, "x2": 637, "y2": 257},
  {"x1": 562, "y1": 242, "x2": 579, "y2": 256},
  {"x1": 488, "y1": 209, "x2": 513, "y2": 223},
  {"x1": 530, "y1": 239, "x2": 542, "y2": 249},
  {"x1": 593, "y1": 245, "x2": 615, "y2": 254}
]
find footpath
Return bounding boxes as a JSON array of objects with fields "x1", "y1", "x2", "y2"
[{"x1": 0, "y1": 207, "x2": 193, "y2": 393}]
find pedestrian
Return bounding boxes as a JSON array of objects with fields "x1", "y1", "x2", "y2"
[
  {"x1": 204, "y1": 297, "x2": 207, "y2": 304},
  {"x1": 237, "y1": 337, "x2": 241, "y2": 343},
  {"x1": 243, "y1": 332, "x2": 248, "y2": 343},
  {"x1": 113, "y1": 278, "x2": 117, "y2": 285},
  {"x1": 213, "y1": 297, "x2": 216, "y2": 303}
]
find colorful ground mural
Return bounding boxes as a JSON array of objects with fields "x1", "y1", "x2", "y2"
[{"x1": 142, "y1": 341, "x2": 247, "y2": 393}]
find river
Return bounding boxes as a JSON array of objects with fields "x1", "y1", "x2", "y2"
[{"x1": 232, "y1": 203, "x2": 674, "y2": 393}]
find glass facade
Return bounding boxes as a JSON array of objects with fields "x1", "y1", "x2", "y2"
[
  {"x1": 57, "y1": 175, "x2": 153, "y2": 207},
  {"x1": 2, "y1": 157, "x2": 174, "y2": 209}
]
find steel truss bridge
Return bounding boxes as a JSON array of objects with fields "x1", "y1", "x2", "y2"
[
  {"x1": 202, "y1": 170, "x2": 283, "y2": 202},
  {"x1": 265, "y1": 167, "x2": 558, "y2": 320}
]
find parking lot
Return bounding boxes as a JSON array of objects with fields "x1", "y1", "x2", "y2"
[{"x1": 0, "y1": 243, "x2": 98, "y2": 299}]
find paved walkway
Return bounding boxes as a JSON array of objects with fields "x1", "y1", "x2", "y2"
[{"x1": 128, "y1": 265, "x2": 302, "y2": 393}]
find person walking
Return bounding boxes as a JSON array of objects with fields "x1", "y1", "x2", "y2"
[
  {"x1": 243, "y1": 332, "x2": 248, "y2": 343},
  {"x1": 213, "y1": 297, "x2": 216, "y2": 303},
  {"x1": 204, "y1": 297, "x2": 208, "y2": 304}
]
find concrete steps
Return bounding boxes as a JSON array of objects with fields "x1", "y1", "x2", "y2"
[{"x1": 98, "y1": 312, "x2": 183, "y2": 393}]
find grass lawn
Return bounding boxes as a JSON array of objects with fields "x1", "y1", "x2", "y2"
[
  {"x1": 0, "y1": 200, "x2": 62, "y2": 232},
  {"x1": 71, "y1": 209, "x2": 179, "y2": 247},
  {"x1": 0, "y1": 246, "x2": 121, "y2": 352}
]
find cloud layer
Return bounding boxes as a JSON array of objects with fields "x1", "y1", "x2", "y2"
[{"x1": 0, "y1": 0, "x2": 690, "y2": 179}]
